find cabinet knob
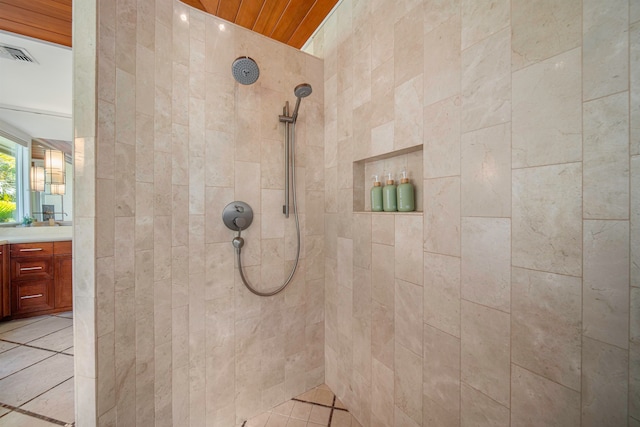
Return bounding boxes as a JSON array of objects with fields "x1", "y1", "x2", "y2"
[
  {"x1": 20, "y1": 266, "x2": 43, "y2": 271},
  {"x1": 20, "y1": 248, "x2": 43, "y2": 252}
]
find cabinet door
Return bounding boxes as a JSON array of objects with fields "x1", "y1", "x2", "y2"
[{"x1": 54, "y1": 255, "x2": 72, "y2": 309}]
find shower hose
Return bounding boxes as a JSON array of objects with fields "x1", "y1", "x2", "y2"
[{"x1": 232, "y1": 122, "x2": 301, "y2": 297}]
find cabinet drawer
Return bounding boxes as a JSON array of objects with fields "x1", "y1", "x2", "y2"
[
  {"x1": 11, "y1": 243, "x2": 54, "y2": 257},
  {"x1": 11, "y1": 258, "x2": 54, "y2": 280},
  {"x1": 13, "y1": 280, "x2": 54, "y2": 314}
]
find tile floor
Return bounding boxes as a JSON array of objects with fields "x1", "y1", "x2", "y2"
[
  {"x1": 0, "y1": 312, "x2": 74, "y2": 427},
  {"x1": 242, "y1": 384, "x2": 362, "y2": 427}
]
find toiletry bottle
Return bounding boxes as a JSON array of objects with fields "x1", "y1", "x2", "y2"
[
  {"x1": 397, "y1": 169, "x2": 415, "y2": 212},
  {"x1": 371, "y1": 175, "x2": 383, "y2": 212},
  {"x1": 383, "y1": 172, "x2": 397, "y2": 212}
]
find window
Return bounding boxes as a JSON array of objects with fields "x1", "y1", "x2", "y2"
[{"x1": 0, "y1": 135, "x2": 29, "y2": 223}]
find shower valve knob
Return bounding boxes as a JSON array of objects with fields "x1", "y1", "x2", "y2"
[{"x1": 222, "y1": 201, "x2": 253, "y2": 232}]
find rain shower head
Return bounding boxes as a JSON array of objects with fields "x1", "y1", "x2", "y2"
[{"x1": 232, "y1": 56, "x2": 259, "y2": 85}]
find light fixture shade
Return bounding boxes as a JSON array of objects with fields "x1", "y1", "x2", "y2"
[
  {"x1": 30, "y1": 164, "x2": 45, "y2": 192},
  {"x1": 50, "y1": 183, "x2": 66, "y2": 195},
  {"x1": 45, "y1": 149, "x2": 65, "y2": 185}
]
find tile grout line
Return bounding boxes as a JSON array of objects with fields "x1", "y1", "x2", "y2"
[
  {"x1": 327, "y1": 395, "x2": 336, "y2": 427},
  {"x1": 291, "y1": 396, "x2": 348, "y2": 412},
  {"x1": 0, "y1": 338, "x2": 74, "y2": 357},
  {"x1": 0, "y1": 401, "x2": 69, "y2": 426}
]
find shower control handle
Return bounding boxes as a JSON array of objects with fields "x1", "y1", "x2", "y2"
[{"x1": 222, "y1": 201, "x2": 254, "y2": 232}]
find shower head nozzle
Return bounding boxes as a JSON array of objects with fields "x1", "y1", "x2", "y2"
[
  {"x1": 290, "y1": 83, "x2": 312, "y2": 122},
  {"x1": 294, "y1": 83, "x2": 312, "y2": 98},
  {"x1": 232, "y1": 56, "x2": 260, "y2": 85}
]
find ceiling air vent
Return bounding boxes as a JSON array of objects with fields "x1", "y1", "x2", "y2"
[{"x1": 0, "y1": 45, "x2": 37, "y2": 63}]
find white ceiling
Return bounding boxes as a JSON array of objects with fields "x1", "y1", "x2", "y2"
[{"x1": 0, "y1": 31, "x2": 72, "y2": 142}]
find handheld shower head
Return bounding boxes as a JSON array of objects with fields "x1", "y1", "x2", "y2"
[
  {"x1": 294, "y1": 83, "x2": 312, "y2": 98},
  {"x1": 291, "y1": 83, "x2": 312, "y2": 121}
]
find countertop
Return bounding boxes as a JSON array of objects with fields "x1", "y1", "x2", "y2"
[{"x1": 0, "y1": 226, "x2": 72, "y2": 244}]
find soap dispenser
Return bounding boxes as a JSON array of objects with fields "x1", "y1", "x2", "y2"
[
  {"x1": 371, "y1": 175, "x2": 383, "y2": 212},
  {"x1": 397, "y1": 168, "x2": 415, "y2": 212},
  {"x1": 383, "y1": 172, "x2": 397, "y2": 212}
]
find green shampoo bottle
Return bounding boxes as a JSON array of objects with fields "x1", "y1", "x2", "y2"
[
  {"x1": 383, "y1": 172, "x2": 397, "y2": 212},
  {"x1": 371, "y1": 175, "x2": 383, "y2": 212},
  {"x1": 397, "y1": 169, "x2": 415, "y2": 212}
]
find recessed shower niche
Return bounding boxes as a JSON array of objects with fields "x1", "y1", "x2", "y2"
[{"x1": 353, "y1": 144, "x2": 423, "y2": 213}]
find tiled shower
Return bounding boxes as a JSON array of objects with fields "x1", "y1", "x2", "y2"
[{"x1": 73, "y1": 0, "x2": 638, "y2": 426}]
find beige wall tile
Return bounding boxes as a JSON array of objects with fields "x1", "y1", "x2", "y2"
[
  {"x1": 632, "y1": 287, "x2": 640, "y2": 344},
  {"x1": 512, "y1": 48, "x2": 582, "y2": 168},
  {"x1": 394, "y1": 76, "x2": 424, "y2": 151},
  {"x1": 372, "y1": 300, "x2": 394, "y2": 370},
  {"x1": 395, "y1": 279, "x2": 423, "y2": 356},
  {"x1": 461, "y1": 0, "x2": 510, "y2": 50},
  {"x1": 511, "y1": 0, "x2": 581, "y2": 70},
  {"x1": 632, "y1": 158, "x2": 640, "y2": 288},
  {"x1": 583, "y1": 92, "x2": 630, "y2": 219},
  {"x1": 77, "y1": 375, "x2": 98, "y2": 426},
  {"x1": 461, "y1": 28, "x2": 511, "y2": 133},
  {"x1": 582, "y1": 336, "x2": 629, "y2": 426},
  {"x1": 394, "y1": 406, "x2": 421, "y2": 427},
  {"x1": 631, "y1": 342, "x2": 640, "y2": 421},
  {"x1": 423, "y1": 0, "x2": 460, "y2": 33},
  {"x1": 371, "y1": 60, "x2": 394, "y2": 132},
  {"x1": 511, "y1": 364, "x2": 580, "y2": 427},
  {"x1": 395, "y1": 215, "x2": 423, "y2": 286},
  {"x1": 372, "y1": 243, "x2": 395, "y2": 304},
  {"x1": 583, "y1": 220, "x2": 630, "y2": 349},
  {"x1": 394, "y1": 343, "x2": 423, "y2": 425},
  {"x1": 424, "y1": 14, "x2": 461, "y2": 107},
  {"x1": 371, "y1": 358, "x2": 394, "y2": 426},
  {"x1": 461, "y1": 217, "x2": 511, "y2": 312},
  {"x1": 423, "y1": 325, "x2": 460, "y2": 426},
  {"x1": 461, "y1": 123, "x2": 511, "y2": 217},
  {"x1": 353, "y1": 214, "x2": 372, "y2": 269},
  {"x1": 583, "y1": 0, "x2": 629, "y2": 100},
  {"x1": 337, "y1": 237, "x2": 353, "y2": 290},
  {"x1": 424, "y1": 252, "x2": 461, "y2": 338},
  {"x1": 512, "y1": 163, "x2": 582, "y2": 276},
  {"x1": 394, "y1": 6, "x2": 424, "y2": 87},
  {"x1": 371, "y1": 214, "x2": 394, "y2": 245},
  {"x1": 424, "y1": 96, "x2": 461, "y2": 179},
  {"x1": 632, "y1": 23, "x2": 640, "y2": 156},
  {"x1": 461, "y1": 300, "x2": 510, "y2": 407},
  {"x1": 424, "y1": 177, "x2": 461, "y2": 256},
  {"x1": 460, "y1": 383, "x2": 509, "y2": 427},
  {"x1": 512, "y1": 267, "x2": 581, "y2": 391},
  {"x1": 353, "y1": 45, "x2": 372, "y2": 110},
  {"x1": 633, "y1": 0, "x2": 640, "y2": 24}
]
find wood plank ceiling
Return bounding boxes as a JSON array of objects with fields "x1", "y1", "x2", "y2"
[{"x1": 0, "y1": 0, "x2": 338, "y2": 49}]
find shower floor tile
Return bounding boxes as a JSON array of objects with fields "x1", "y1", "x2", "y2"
[{"x1": 242, "y1": 384, "x2": 362, "y2": 427}]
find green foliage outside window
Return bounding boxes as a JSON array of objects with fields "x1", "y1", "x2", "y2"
[{"x1": 0, "y1": 152, "x2": 16, "y2": 222}]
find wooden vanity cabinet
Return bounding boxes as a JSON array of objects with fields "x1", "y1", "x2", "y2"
[
  {"x1": 0, "y1": 245, "x2": 8, "y2": 318},
  {"x1": 9, "y1": 241, "x2": 72, "y2": 318},
  {"x1": 53, "y1": 241, "x2": 72, "y2": 310}
]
